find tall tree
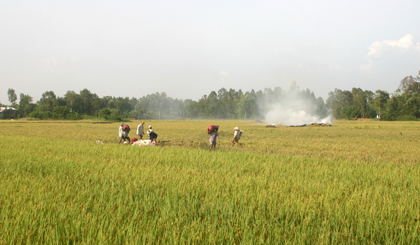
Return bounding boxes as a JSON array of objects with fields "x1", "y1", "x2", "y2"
[
  {"x1": 114, "y1": 97, "x2": 131, "y2": 116},
  {"x1": 206, "y1": 91, "x2": 219, "y2": 118},
  {"x1": 64, "y1": 90, "x2": 82, "y2": 113},
  {"x1": 238, "y1": 92, "x2": 256, "y2": 119},
  {"x1": 388, "y1": 70, "x2": 420, "y2": 119},
  {"x1": 79, "y1": 89, "x2": 100, "y2": 116},
  {"x1": 353, "y1": 88, "x2": 375, "y2": 118},
  {"x1": 382, "y1": 96, "x2": 399, "y2": 120},
  {"x1": 19, "y1": 93, "x2": 36, "y2": 117},
  {"x1": 326, "y1": 89, "x2": 353, "y2": 119},
  {"x1": 373, "y1": 90, "x2": 390, "y2": 118},
  {"x1": 7, "y1": 88, "x2": 17, "y2": 105},
  {"x1": 38, "y1": 91, "x2": 57, "y2": 112},
  {"x1": 398, "y1": 73, "x2": 420, "y2": 94}
]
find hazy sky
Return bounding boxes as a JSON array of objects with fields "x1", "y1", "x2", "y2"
[{"x1": 1, "y1": 0, "x2": 420, "y2": 104}]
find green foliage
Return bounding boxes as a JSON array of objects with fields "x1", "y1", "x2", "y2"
[
  {"x1": 7, "y1": 88, "x2": 17, "y2": 105},
  {"x1": 29, "y1": 107, "x2": 80, "y2": 120},
  {"x1": 29, "y1": 111, "x2": 52, "y2": 119},
  {"x1": 327, "y1": 71, "x2": 420, "y2": 121},
  {"x1": 379, "y1": 72, "x2": 420, "y2": 121},
  {"x1": 53, "y1": 106, "x2": 71, "y2": 119},
  {"x1": 374, "y1": 90, "x2": 390, "y2": 117},
  {"x1": 38, "y1": 91, "x2": 57, "y2": 112},
  {"x1": 327, "y1": 88, "x2": 377, "y2": 119},
  {"x1": 342, "y1": 105, "x2": 360, "y2": 119},
  {"x1": 109, "y1": 109, "x2": 122, "y2": 121},
  {"x1": 397, "y1": 93, "x2": 420, "y2": 118},
  {"x1": 238, "y1": 93, "x2": 257, "y2": 119},
  {"x1": 18, "y1": 93, "x2": 36, "y2": 117},
  {"x1": 98, "y1": 108, "x2": 112, "y2": 119},
  {"x1": 381, "y1": 96, "x2": 399, "y2": 121},
  {"x1": 98, "y1": 108, "x2": 122, "y2": 121}
]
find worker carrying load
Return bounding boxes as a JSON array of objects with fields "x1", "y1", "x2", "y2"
[
  {"x1": 207, "y1": 125, "x2": 220, "y2": 149},
  {"x1": 123, "y1": 124, "x2": 130, "y2": 132},
  {"x1": 231, "y1": 126, "x2": 244, "y2": 144},
  {"x1": 119, "y1": 123, "x2": 131, "y2": 144},
  {"x1": 207, "y1": 125, "x2": 219, "y2": 134}
]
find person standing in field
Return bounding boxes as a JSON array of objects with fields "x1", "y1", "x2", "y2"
[
  {"x1": 137, "y1": 121, "x2": 145, "y2": 139},
  {"x1": 147, "y1": 125, "x2": 158, "y2": 143},
  {"x1": 119, "y1": 123, "x2": 130, "y2": 144},
  {"x1": 209, "y1": 128, "x2": 220, "y2": 150},
  {"x1": 231, "y1": 126, "x2": 244, "y2": 144}
]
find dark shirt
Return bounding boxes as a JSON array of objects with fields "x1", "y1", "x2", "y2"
[{"x1": 149, "y1": 132, "x2": 158, "y2": 141}]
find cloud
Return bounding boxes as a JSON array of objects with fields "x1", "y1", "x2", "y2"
[
  {"x1": 360, "y1": 34, "x2": 420, "y2": 71},
  {"x1": 367, "y1": 34, "x2": 418, "y2": 57}
]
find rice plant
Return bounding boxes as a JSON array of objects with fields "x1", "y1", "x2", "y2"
[{"x1": 0, "y1": 120, "x2": 419, "y2": 243}]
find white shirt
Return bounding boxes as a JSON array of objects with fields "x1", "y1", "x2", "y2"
[{"x1": 137, "y1": 124, "x2": 144, "y2": 135}]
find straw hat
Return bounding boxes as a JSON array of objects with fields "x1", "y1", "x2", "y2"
[
  {"x1": 148, "y1": 125, "x2": 152, "y2": 129},
  {"x1": 234, "y1": 126, "x2": 240, "y2": 130}
]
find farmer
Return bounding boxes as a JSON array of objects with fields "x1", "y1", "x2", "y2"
[
  {"x1": 119, "y1": 123, "x2": 130, "y2": 144},
  {"x1": 137, "y1": 121, "x2": 145, "y2": 139},
  {"x1": 147, "y1": 125, "x2": 158, "y2": 142},
  {"x1": 209, "y1": 128, "x2": 220, "y2": 150},
  {"x1": 231, "y1": 126, "x2": 244, "y2": 144}
]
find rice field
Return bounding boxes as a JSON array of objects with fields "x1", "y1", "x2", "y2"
[{"x1": 0, "y1": 119, "x2": 419, "y2": 244}]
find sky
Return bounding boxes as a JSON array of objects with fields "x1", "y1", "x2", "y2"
[{"x1": 1, "y1": 0, "x2": 420, "y2": 105}]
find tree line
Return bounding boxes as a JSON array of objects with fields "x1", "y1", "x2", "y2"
[
  {"x1": 3, "y1": 86, "x2": 328, "y2": 120},
  {"x1": 326, "y1": 70, "x2": 420, "y2": 120},
  {"x1": 2, "y1": 70, "x2": 420, "y2": 121}
]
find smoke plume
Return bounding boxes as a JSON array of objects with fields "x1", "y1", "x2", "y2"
[{"x1": 261, "y1": 86, "x2": 332, "y2": 126}]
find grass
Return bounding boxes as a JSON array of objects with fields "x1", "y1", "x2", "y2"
[{"x1": 0, "y1": 119, "x2": 420, "y2": 243}]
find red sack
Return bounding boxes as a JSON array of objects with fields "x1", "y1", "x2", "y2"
[
  {"x1": 130, "y1": 138, "x2": 138, "y2": 144},
  {"x1": 123, "y1": 125, "x2": 130, "y2": 131},
  {"x1": 207, "y1": 125, "x2": 219, "y2": 134}
]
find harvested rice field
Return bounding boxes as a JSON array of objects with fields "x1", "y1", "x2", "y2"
[{"x1": 1, "y1": 119, "x2": 419, "y2": 243}]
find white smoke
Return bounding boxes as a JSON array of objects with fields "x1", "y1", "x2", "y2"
[
  {"x1": 265, "y1": 105, "x2": 332, "y2": 125},
  {"x1": 262, "y1": 87, "x2": 333, "y2": 126}
]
